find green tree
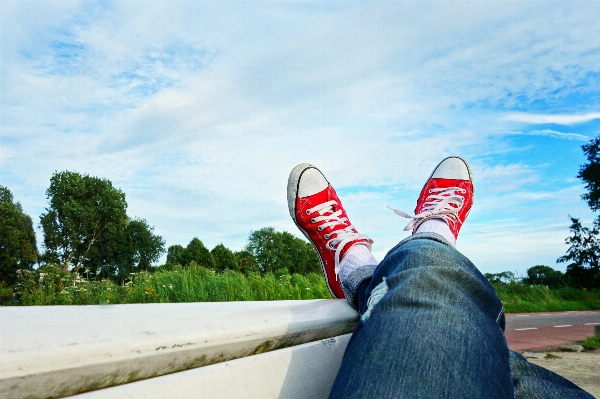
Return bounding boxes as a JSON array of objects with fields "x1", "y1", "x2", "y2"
[
  {"x1": 211, "y1": 244, "x2": 238, "y2": 272},
  {"x1": 116, "y1": 218, "x2": 165, "y2": 273},
  {"x1": 522, "y1": 265, "x2": 565, "y2": 288},
  {"x1": 87, "y1": 218, "x2": 165, "y2": 280},
  {"x1": 246, "y1": 227, "x2": 280, "y2": 273},
  {"x1": 184, "y1": 238, "x2": 215, "y2": 268},
  {"x1": 483, "y1": 271, "x2": 516, "y2": 285},
  {"x1": 234, "y1": 250, "x2": 259, "y2": 275},
  {"x1": 578, "y1": 136, "x2": 600, "y2": 211},
  {"x1": 279, "y1": 231, "x2": 320, "y2": 275},
  {"x1": 40, "y1": 171, "x2": 128, "y2": 271},
  {"x1": 558, "y1": 136, "x2": 600, "y2": 288},
  {"x1": 166, "y1": 244, "x2": 186, "y2": 265},
  {"x1": 245, "y1": 227, "x2": 320, "y2": 274},
  {"x1": 557, "y1": 217, "x2": 600, "y2": 288},
  {"x1": 0, "y1": 186, "x2": 38, "y2": 283}
]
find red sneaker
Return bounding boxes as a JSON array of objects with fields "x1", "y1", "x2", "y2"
[
  {"x1": 390, "y1": 156, "x2": 474, "y2": 241},
  {"x1": 288, "y1": 163, "x2": 373, "y2": 298}
]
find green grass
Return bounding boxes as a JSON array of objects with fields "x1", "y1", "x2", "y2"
[
  {"x1": 492, "y1": 282, "x2": 600, "y2": 313},
  {"x1": 6, "y1": 265, "x2": 600, "y2": 311},
  {"x1": 8, "y1": 264, "x2": 331, "y2": 306},
  {"x1": 580, "y1": 336, "x2": 600, "y2": 350}
]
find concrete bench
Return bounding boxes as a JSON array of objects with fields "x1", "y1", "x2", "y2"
[{"x1": 0, "y1": 300, "x2": 358, "y2": 398}]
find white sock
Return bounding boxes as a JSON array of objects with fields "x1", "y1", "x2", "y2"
[
  {"x1": 416, "y1": 218, "x2": 456, "y2": 246},
  {"x1": 338, "y1": 244, "x2": 378, "y2": 283}
]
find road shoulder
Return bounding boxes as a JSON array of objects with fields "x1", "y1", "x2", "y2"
[{"x1": 521, "y1": 349, "x2": 600, "y2": 398}]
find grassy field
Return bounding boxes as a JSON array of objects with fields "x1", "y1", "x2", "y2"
[
  {"x1": 7, "y1": 264, "x2": 331, "y2": 306},
  {"x1": 493, "y1": 282, "x2": 600, "y2": 313},
  {"x1": 4, "y1": 264, "x2": 600, "y2": 313}
]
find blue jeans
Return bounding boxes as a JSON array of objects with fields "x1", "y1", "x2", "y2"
[{"x1": 332, "y1": 233, "x2": 593, "y2": 398}]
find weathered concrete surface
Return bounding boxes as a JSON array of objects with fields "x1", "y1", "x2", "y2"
[
  {"x1": 0, "y1": 300, "x2": 358, "y2": 399},
  {"x1": 68, "y1": 334, "x2": 352, "y2": 399},
  {"x1": 522, "y1": 349, "x2": 600, "y2": 398}
]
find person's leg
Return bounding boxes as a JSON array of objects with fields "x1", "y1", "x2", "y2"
[
  {"x1": 509, "y1": 350, "x2": 593, "y2": 398},
  {"x1": 333, "y1": 232, "x2": 513, "y2": 398}
]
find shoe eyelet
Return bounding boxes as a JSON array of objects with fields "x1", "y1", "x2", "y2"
[
  {"x1": 306, "y1": 210, "x2": 311, "y2": 215},
  {"x1": 324, "y1": 234, "x2": 330, "y2": 239},
  {"x1": 311, "y1": 218, "x2": 315, "y2": 223},
  {"x1": 428, "y1": 189, "x2": 432, "y2": 193},
  {"x1": 318, "y1": 226, "x2": 323, "y2": 231}
]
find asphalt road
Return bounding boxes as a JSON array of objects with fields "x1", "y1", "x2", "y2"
[
  {"x1": 505, "y1": 310, "x2": 600, "y2": 330},
  {"x1": 504, "y1": 310, "x2": 600, "y2": 351}
]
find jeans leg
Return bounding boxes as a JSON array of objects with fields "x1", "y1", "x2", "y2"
[
  {"x1": 509, "y1": 350, "x2": 594, "y2": 399},
  {"x1": 330, "y1": 233, "x2": 594, "y2": 398},
  {"x1": 330, "y1": 233, "x2": 512, "y2": 398}
]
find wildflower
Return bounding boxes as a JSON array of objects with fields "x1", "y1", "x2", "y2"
[
  {"x1": 305, "y1": 288, "x2": 310, "y2": 290},
  {"x1": 162, "y1": 285, "x2": 166, "y2": 288},
  {"x1": 168, "y1": 284, "x2": 173, "y2": 289}
]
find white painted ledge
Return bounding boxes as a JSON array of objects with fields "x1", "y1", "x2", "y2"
[
  {"x1": 0, "y1": 300, "x2": 358, "y2": 399},
  {"x1": 68, "y1": 334, "x2": 352, "y2": 399}
]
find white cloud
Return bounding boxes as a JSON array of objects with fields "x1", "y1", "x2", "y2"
[
  {"x1": 505, "y1": 113, "x2": 600, "y2": 125},
  {"x1": 508, "y1": 129, "x2": 590, "y2": 141}
]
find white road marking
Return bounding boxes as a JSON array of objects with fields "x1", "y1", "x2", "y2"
[
  {"x1": 585, "y1": 322, "x2": 600, "y2": 325},
  {"x1": 553, "y1": 325, "x2": 572, "y2": 328},
  {"x1": 515, "y1": 315, "x2": 530, "y2": 317},
  {"x1": 515, "y1": 328, "x2": 538, "y2": 331}
]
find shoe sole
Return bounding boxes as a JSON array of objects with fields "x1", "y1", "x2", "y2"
[{"x1": 287, "y1": 163, "x2": 338, "y2": 298}]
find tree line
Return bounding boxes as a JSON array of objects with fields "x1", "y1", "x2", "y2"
[
  {"x1": 0, "y1": 171, "x2": 320, "y2": 285},
  {"x1": 484, "y1": 265, "x2": 579, "y2": 289},
  {"x1": 164, "y1": 228, "x2": 320, "y2": 277}
]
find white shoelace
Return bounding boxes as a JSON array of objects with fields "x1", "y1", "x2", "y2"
[
  {"x1": 388, "y1": 187, "x2": 466, "y2": 231},
  {"x1": 306, "y1": 200, "x2": 373, "y2": 279}
]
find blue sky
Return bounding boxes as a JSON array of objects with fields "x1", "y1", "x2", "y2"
[{"x1": 2, "y1": 1, "x2": 600, "y2": 276}]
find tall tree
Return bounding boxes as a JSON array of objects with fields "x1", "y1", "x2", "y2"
[
  {"x1": 558, "y1": 136, "x2": 600, "y2": 288},
  {"x1": 123, "y1": 219, "x2": 165, "y2": 271},
  {"x1": 85, "y1": 218, "x2": 165, "y2": 280},
  {"x1": 166, "y1": 244, "x2": 186, "y2": 265},
  {"x1": 39, "y1": 171, "x2": 128, "y2": 271},
  {"x1": 184, "y1": 238, "x2": 215, "y2": 268},
  {"x1": 557, "y1": 217, "x2": 600, "y2": 288},
  {"x1": 234, "y1": 250, "x2": 259, "y2": 275},
  {"x1": 578, "y1": 136, "x2": 600, "y2": 211},
  {"x1": 211, "y1": 244, "x2": 238, "y2": 272},
  {"x1": 0, "y1": 186, "x2": 38, "y2": 283},
  {"x1": 245, "y1": 227, "x2": 320, "y2": 274},
  {"x1": 522, "y1": 265, "x2": 565, "y2": 288}
]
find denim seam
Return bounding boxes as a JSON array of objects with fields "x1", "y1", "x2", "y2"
[{"x1": 496, "y1": 306, "x2": 505, "y2": 324}]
